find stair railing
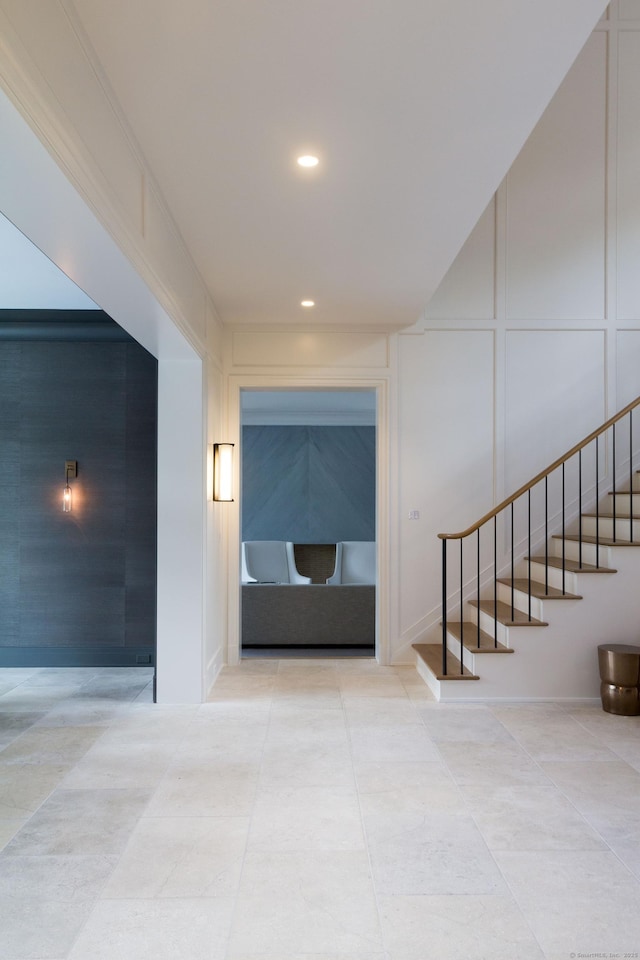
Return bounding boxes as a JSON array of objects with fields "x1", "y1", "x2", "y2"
[{"x1": 438, "y1": 395, "x2": 640, "y2": 676}]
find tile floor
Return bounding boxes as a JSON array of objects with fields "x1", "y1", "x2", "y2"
[{"x1": 1, "y1": 660, "x2": 640, "y2": 959}]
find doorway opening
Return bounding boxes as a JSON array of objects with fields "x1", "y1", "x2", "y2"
[{"x1": 240, "y1": 389, "x2": 377, "y2": 659}]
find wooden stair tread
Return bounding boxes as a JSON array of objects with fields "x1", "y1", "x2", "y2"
[
  {"x1": 528, "y1": 556, "x2": 617, "y2": 574},
  {"x1": 446, "y1": 622, "x2": 513, "y2": 653},
  {"x1": 413, "y1": 643, "x2": 479, "y2": 680},
  {"x1": 497, "y1": 578, "x2": 581, "y2": 600},
  {"x1": 469, "y1": 599, "x2": 548, "y2": 627},
  {"x1": 553, "y1": 533, "x2": 640, "y2": 547}
]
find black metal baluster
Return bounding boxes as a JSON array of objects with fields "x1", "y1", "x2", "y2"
[
  {"x1": 494, "y1": 515, "x2": 498, "y2": 649},
  {"x1": 562, "y1": 462, "x2": 566, "y2": 594},
  {"x1": 545, "y1": 476, "x2": 549, "y2": 593},
  {"x1": 579, "y1": 450, "x2": 583, "y2": 569},
  {"x1": 528, "y1": 488, "x2": 532, "y2": 618},
  {"x1": 510, "y1": 502, "x2": 515, "y2": 621},
  {"x1": 596, "y1": 436, "x2": 600, "y2": 568},
  {"x1": 613, "y1": 424, "x2": 617, "y2": 543},
  {"x1": 459, "y1": 539, "x2": 464, "y2": 675},
  {"x1": 631, "y1": 410, "x2": 634, "y2": 544},
  {"x1": 476, "y1": 528, "x2": 481, "y2": 649},
  {"x1": 441, "y1": 539, "x2": 447, "y2": 676}
]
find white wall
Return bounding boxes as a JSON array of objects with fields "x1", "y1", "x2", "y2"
[
  {"x1": 0, "y1": 1, "x2": 227, "y2": 701},
  {"x1": 205, "y1": 351, "x2": 228, "y2": 693},
  {"x1": 395, "y1": 3, "x2": 640, "y2": 661}
]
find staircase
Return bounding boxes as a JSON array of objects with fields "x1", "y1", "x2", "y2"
[{"x1": 414, "y1": 399, "x2": 640, "y2": 702}]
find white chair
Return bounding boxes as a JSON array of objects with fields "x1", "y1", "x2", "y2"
[
  {"x1": 241, "y1": 541, "x2": 311, "y2": 584},
  {"x1": 326, "y1": 541, "x2": 376, "y2": 585}
]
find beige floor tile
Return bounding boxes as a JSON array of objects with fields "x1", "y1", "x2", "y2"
[
  {"x1": 495, "y1": 849, "x2": 640, "y2": 956},
  {"x1": 99, "y1": 704, "x2": 198, "y2": 742},
  {"x1": 463, "y1": 783, "x2": 607, "y2": 851},
  {"x1": 102, "y1": 816, "x2": 249, "y2": 898},
  {"x1": 5, "y1": 787, "x2": 151, "y2": 856},
  {"x1": 248, "y1": 787, "x2": 365, "y2": 852},
  {"x1": 0, "y1": 764, "x2": 69, "y2": 818},
  {"x1": 418, "y1": 704, "x2": 515, "y2": 743},
  {"x1": 355, "y1": 760, "x2": 463, "y2": 815},
  {"x1": 349, "y1": 723, "x2": 441, "y2": 763},
  {"x1": 378, "y1": 894, "x2": 544, "y2": 960},
  {"x1": 540, "y1": 759, "x2": 640, "y2": 816},
  {"x1": 365, "y1": 811, "x2": 508, "y2": 896},
  {"x1": 2, "y1": 663, "x2": 640, "y2": 960},
  {"x1": 67, "y1": 898, "x2": 235, "y2": 960},
  {"x1": 194, "y1": 699, "x2": 272, "y2": 722},
  {"x1": 0, "y1": 726, "x2": 105, "y2": 766},
  {"x1": 0, "y1": 818, "x2": 27, "y2": 851},
  {"x1": 343, "y1": 695, "x2": 421, "y2": 726},
  {"x1": 230, "y1": 660, "x2": 280, "y2": 675},
  {"x1": 608, "y1": 736, "x2": 640, "y2": 771},
  {"x1": 438, "y1": 740, "x2": 553, "y2": 788},
  {"x1": 227, "y1": 955, "x2": 386, "y2": 960},
  {"x1": 59, "y1": 740, "x2": 173, "y2": 789},
  {"x1": 207, "y1": 673, "x2": 276, "y2": 701},
  {"x1": 146, "y1": 760, "x2": 260, "y2": 817},
  {"x1": 0, "y1": 711, "x2": 48, "y2": 750},
  {"x1": 562, "y1": 704, "x2": 640, "y2": 743},
  {"x1": 176, "y1": 719, "x2": 268, "y2": 763},
  {"x1": 337, "y1": 676, "x2": 407, "y2": 698},
  {"x1": 496, "y1": 712, "x2": 617, "y2": 761},
  {"x1": 0, "y1": 687, "x2": 83, "y2": 713},
  {"x1": 33, "y1": 700, "x2": 129, "y2": 727},
  {"x1": 0, "y1": 853, "x2": 118, "y2": 902},
  {"x1": 229, "y1": 855, "x2": 383, "y2": 957},
  {"x1": 0, "y1": 900, "x2": 94, "y2": 960},
  {"x1": 258, "y1": 740, "x2": 355, "y2": 789}
]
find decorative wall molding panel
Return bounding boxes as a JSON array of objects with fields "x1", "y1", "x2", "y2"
[{"x1": 231, "y1": 330, "x2": 390, "y2": 370}]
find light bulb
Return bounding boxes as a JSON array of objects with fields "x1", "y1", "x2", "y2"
[{"x1": 63, "y1": 484, "x2": 72, "y2": 512}]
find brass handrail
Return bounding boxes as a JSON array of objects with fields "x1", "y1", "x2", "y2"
[{"x1": 438, "y1": 394, "x2": 640, "y2": 542}]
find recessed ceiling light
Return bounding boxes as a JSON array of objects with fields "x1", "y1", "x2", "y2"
[
  {"x1": 301, "y1": 300, "x2": 315, "y2": 308},
  {"x1": 297, "y1": 155, "x2": 319, "y2": 168}
]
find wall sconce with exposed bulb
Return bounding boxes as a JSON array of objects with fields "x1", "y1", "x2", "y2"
[
  {"x1": 63, "y1": 460, "x2": 77, "y2": 512},
  {"x1": 211, "y1": 443, "x2": 234, "y2": 501}
]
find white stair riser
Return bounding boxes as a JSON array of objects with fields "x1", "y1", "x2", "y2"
[
  {"x1": 523, "y1": 560, "x2": 579, "y2": 592},
  {"x1": 550, "y1": 537, "x2": 612, "y2": 566},
  {"x1": 466, "y1": 603, "x2": 510, "y2": 644},
  {"x1": 431, "y1": 633, "x2": 481, "y2": 676},
  {"x1": 606, "y1": 492, "x2": 640, "y2": 516},
  {"x1": 496, "y1": 580, "x2": 545, "y2": 618},
  {"x1": 441, "y1": 624, "x2": 509, "y2": 673},
  {"x1": 581, "y1": 514, "x2": 640, "y2": 540}
]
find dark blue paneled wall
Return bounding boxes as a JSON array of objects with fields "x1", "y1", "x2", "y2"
[
  {"x1": 242, "y1": 426, "x2": 375, "y2": 543},
  {"x1": 0, "y1": 340, "x2": 157, "y2": 666}
]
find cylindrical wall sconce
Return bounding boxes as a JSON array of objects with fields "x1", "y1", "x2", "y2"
[
  {"x1": 63, "y1": 460, "x2": 77, "y2": 512},
  {"x1": 212, "y1": 443, "x2": 234, "y2": 501}
]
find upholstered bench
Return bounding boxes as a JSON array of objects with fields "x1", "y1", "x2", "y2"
[{"x1": 241, "y1": 583, "x2": 375, "y2": 647}]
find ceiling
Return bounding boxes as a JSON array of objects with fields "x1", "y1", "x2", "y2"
[
  {"x1": 67, "y1": 0, "x2": 606, "y2": 328},
  {"x1": 0, "y1": 213, "x2": 97, "y2": 310},
  {"x1": 3, "y1": 1, "x2": 608, "y2": 328}
]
